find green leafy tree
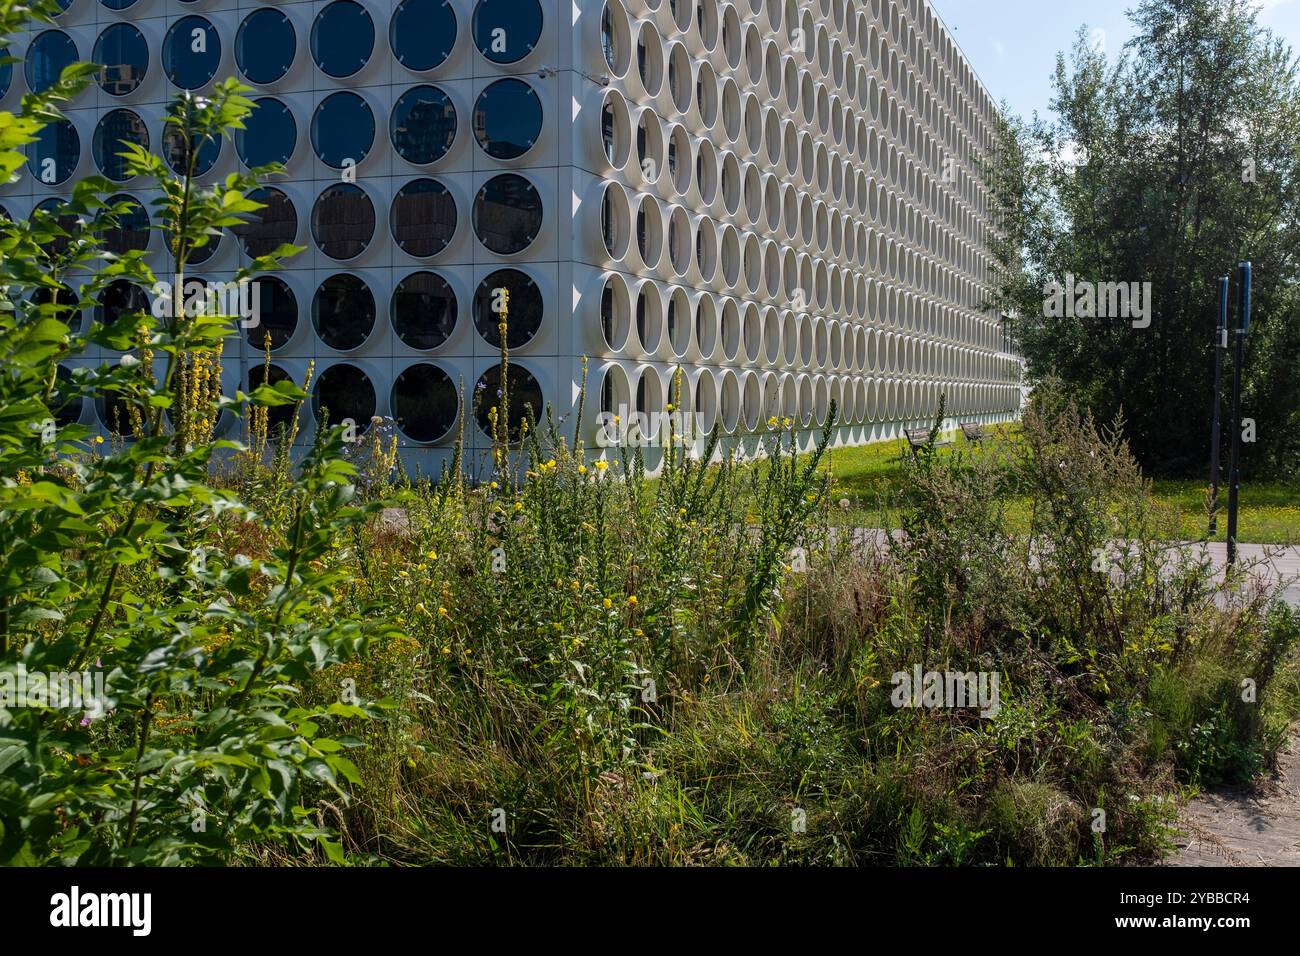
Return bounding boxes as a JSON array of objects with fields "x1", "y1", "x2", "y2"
[{"x1": 988, "y1": 0, "x2": 1300, "y2": 475}]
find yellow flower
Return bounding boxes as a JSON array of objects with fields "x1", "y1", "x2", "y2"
[
  {"x1": 426, "y1": 550, "x2": 438, "y2": 561},
  {"x1": 578, "y1": 465, "x2": 588, "y2": 475},
  {"x1": 489, "y1": 481, "x2": 499, "y2": 490},
  {"x1": 603, "y1": 598, "x2": 613, "y2": 609},
  {"x1": 438, "y1": 606, "x2": 448, "y2": 617},
  {"x1": 514, "y1": 501, "x2": 524, "y2": 511},
  {"x1": 415, "y1": 602, "x2": 427, "y2": 614},
  {"x1": 93, "y1": 435, "x2": 104, "y2": 445},
  {"x1": 398, "y1": 570, "x2": 409, "y2": 578},
  {"x1": 595, "y1": 460, "x2": 609, "y2": 472},
  {"x1": 440, "y1": 646, "x2": 451, "y2": 656},
  {"x1": 626, "y1": 595, "x2": 638, "y2": 607}
]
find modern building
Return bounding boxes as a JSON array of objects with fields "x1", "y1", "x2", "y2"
[{"x1": 1, "y1": 0, "x2": 1024, "y2": 476}]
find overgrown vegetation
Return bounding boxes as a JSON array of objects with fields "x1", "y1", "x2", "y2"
[{"x1": 1, "y1": 0, "x2": 1297, "y2": 868}]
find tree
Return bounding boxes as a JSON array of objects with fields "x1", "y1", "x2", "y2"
[{"x1": 988, "y1": 0, "x2": 1300, "y2": 476}]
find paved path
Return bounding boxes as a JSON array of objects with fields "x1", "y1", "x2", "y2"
[{"x1": 1168, "y1": 728, "x2": 1300, "y2": 867}]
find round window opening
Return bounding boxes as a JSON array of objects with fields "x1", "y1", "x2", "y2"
[
  {"x1": 313, "y1": 363, "x2": 377, "y2": 433},
  {"x1": 312, "y1": 1, "x2": 375, "y2": 78},
  {"x1": 392, "y1": 271, "x2": 457, "y2": 350},
  {"x1": 312, "y1": 183, "x2": 375, "y2": 260},
  {"x1": 473, "y1": 78, "x2": 542, "y2": 160},
  {"x1": 163, "y1": 17, "x2": 221, "y2": 90},
  {"x1": 93, "y1": 23, "x2": 148, "y2": 96},
  {"x1": 473, "y1": 268, "x2": 542, "y2": 349},
  {"x1": 236, "y1": 97, "x2": 297, "y2": 168},
  {"x1": 391, "y1": 0, "x2": 457, "y2": 72},
  {"x1": 26, "y1": 31, "x2": 77, "y2": 95},
  {"x1": 245, "y1": 276, "x2": 298, "y2": 351},
  {"x1": 236, "y1": 9, "x2": 296, "y2": 85},
  {"x1": 104, "y1": 194, "x2": 150, "y2": 255},
  {"x1": 392, "y1": 363, "x2": 459, "y2": 443},
  {"x1": 26, "y1": 119, "x2": 79, "y2": 186},
  {"x1": 231, "y1": 186, "x2": 297, "y2": 259},
  {"x1": 311, "y1": 91, "x2": 375, "y2": 169},
  {"x1": 313, "y1": 273, "x2": 375, "y2": 351},
  {"x1": 93, "y1": 109, "x2": 149, "y2": 182},
  {"x1": 472, "y1": 0, "x2": 542, "y2": 64},
  {"x1": 391, "y1": 85, "x2": 456, "y2": 165},
  {"x1": 474, "y1": 364, "x2": 543, "y2": 442},
  {"x1": 391, "y1": 178, "x2": 457, "y2": 258},
  {"x1": 472, "y1": 173, "x2": 542, "y2": 255}
]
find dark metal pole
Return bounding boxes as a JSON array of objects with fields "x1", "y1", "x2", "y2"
[
  {"x1": 1226, "y1": 262, "x2": 1251, "y2": 569},
  {"x1": 1208, "y1": 276, "x2": 1228, "y2": 534}
]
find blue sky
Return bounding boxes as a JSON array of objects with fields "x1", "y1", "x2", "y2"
[{"x1": 931, "y1": 0, "x2": 1300, "y2": 122}]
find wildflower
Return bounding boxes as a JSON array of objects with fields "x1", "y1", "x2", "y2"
[
  {"x1": 767, "y1": 416, "x2": 779, "y2": 429},
  {"x1": 416, "y1": 602, "x2": 427, "y2": 614},
  {"x1": 603, "y1": 598, "x2": 613, "y2": 609},
  {"x1": 438, "y1": 606, "x2": 448, "y2": 617},
  {"x1": 626, "y1": 595, "x2": 638, "y2": 607},
  {"x1": 489, "y1": 481, "x2": 499, "y2": 490},
  {"x1": 514, "y1": 501, "x2": 523, "y2": 511},
  {"x1": 398, "y1": 570, "x2": 409, "y2": 578},
  {"x1": 595, "y1": 460, "x2": 609, "y2": 472},
  {"x1": 93, "y1": 435, "x2": 104, "y2": 445},
  {"x1": 578, "y1": 465, "x2": 588, "y2": 475},
  {"x1": 426, "y1": 550, "x2": 438, "y2": 561},
  {"x1": 440, "y1": 646, "x2": 451, "y2": 656}
]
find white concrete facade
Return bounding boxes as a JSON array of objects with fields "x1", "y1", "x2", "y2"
[{"x1": 0, "y1": 0, "x2": 1023, "y2": 477}]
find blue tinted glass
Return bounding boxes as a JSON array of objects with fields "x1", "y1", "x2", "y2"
[
  {"x1": 312, "y1": 91, "x2": 374, "y2": 169},
  {"x1": 25, "y1": 31, "x2": 77, "y2": 95},
  {"x1": 237, "y1": 8, "x2": 296, "y2": 85},
  {"x1": 163, "y1": 17, "x2": 221, "y2": 90},
  {"x1": 312, "y1": 1, "x2": 375, "y2": 78},
  {"x1": 32, "y1": 197, "x2": 78, "y2": 257},
  {"x1": 0, "y1": 48, "x2": 13, "y2": 98},
  {"x1": 99, "y1": 0, "x2": 138, "y2": 9},
  {"x1": 26, "y1": 119, "x2": 79, "y2": 185},
  {"x1": 391, "y1": 0, "x2": 456, "y2": 72},
  {"x1": 391, "y1": 85, "x2": 456, "y2": 165},
  {"x1": 93, "y1": 109, "x2": 149, "y2": 182},
  {"x1": 473, "y1": 78, "x2": 542, "y2": 159},
  {"x1": 94, "y1": 23, "x2": 148, "y2": 96},
  {"x1": 391, "y1": 178, "x2": 456, "y2": 258},
  {"x1": 313, "y1": 363, "x2": 375, "y2": 430},
  {"x1": 237, "y1": 97, "x2": 297, "y2": 168},
  {"x1": 472, "y1": 0, "x2": 542, "y2": 65}
]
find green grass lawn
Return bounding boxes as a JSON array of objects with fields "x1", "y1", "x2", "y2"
[{"x1": 821, "y1": 427, "x2": 1300, "y2": 545}]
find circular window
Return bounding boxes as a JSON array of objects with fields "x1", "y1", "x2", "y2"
[
  {"x1": 104, "y1": 194, "x2": 150, "y2": 255},
  {"x1": 313, "y1": 273, "x2": 375, "y2": 351},
  {"x1": 93, "y1": 23, "x2": 148, "y2": 96},
  {"x1": 313, "y1": 363, "x2": 376, "y2": 433},
  {"x1": 392, "y1": 363, "x2": 458, "y2": 442},
  {"x1": 0, "y1": 48, "x2": 11, "y2": 99},
  {"x1": 391, "y1": 178, "x2": 457, "y2": 258},
  {"x1": 311, "y1": 91, "x2": 375, "y2": 169},
  {"x1": 25, "y1": 31, "x2": 77, "y2": 95},
  {"x1": 97, "y1": 391, "x2": 139, "y2": 438},
  {"x1": 162, "y1": 103, "x2": 221, "y2": 176},
  {"x1": 392, "y1": 271, "x2": 457, "y2": 350},
  {"x1": 391, "y1": 0, "x2": 456, "y2": 72},
  {"x1": 236, "y1": 8, "x2": 296, "y2": 85},
  {"x1": 472, "y1": 173, "x2": 542, "y2": 255},
  {"x1": 391, "y1": 85, "x2": 456, "y2": 165},
  {"x1": 100, "y1": 0, "x2": 138, "y2": 9},
  {"x1": 163, "y1": 17, "x2": 221, "y2": 90},
  {"x1": 171, "y1": 229, "x2": 220, "y2": 265},
  {"x1": 26, "y1": 120, "x2": 79, "y2": 186},
  {"x1": 30, "y1": 199, "x2": 78, "y2": 258},
  {"x1": 473, "y1": 78, "x2": 542, "y2": 160},
  {"x1": 312, "y1": 1, "x2": 375, "y2": 78},
  {"x1": 93, "y1": 109, "x2": 148, "y2": 182},
  {"x1": 237, "y1": 97, "x2": 296, "y2": 168},
  {"x1": 473, "y1": 0, "x2": 542, "y2": 64},
  {"x1": 474, "y1": 269, "x2": 542, "y2": 349},
  {"x1": 600, "y1": 1, "x2": 630, "y2": 75},
  {"x1": 474, "y1": 364, "x2": 542, "y2": 441},
  {"x1": 96, "y1": 278, "x2": 149, "y2": 327},
  {"x1": 245, "y1": 276, "x2": 297, "y2": 351},
  {"x1": 312, "y1": 183, "x2": 375, "y2": 260},
  {"x1": 231, "y1": 186, "x2": 297, "y2": 258},
  {"x1": 249, "y1": 362, "x2": 296, "y2": 432}
]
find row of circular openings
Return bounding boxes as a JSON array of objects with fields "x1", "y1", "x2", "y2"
[
  {"x1": 19, "y1": 84, "x2": 537, "y2": 189},
  {"x1": 597, "y1": 277, "x2": 1026, "y2": 379},
  {"x1": 602, "y1": 124, "x2": 992, "y2": 269},
  {"x1": 17, "y1": 171, "x2": 540, "y2": 265},
  {"x1": 9, "y1": 0, "x2": 547, "y2": 100},
  {"x1": 600, "y1": 188, "x2": 996, "y2": 315},
  {"x1": 604, "y1": 3, "x2": 992, "y2": 149},
  {"x1": 595, "y1": 362, "x2": 1019, "y2": 436},
  {"x1": 602, "y1": 93, "x2": 992, "y2": 244},
  {"x1": 80, "y1": 359, "x2": 540, "y2": 447}
]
